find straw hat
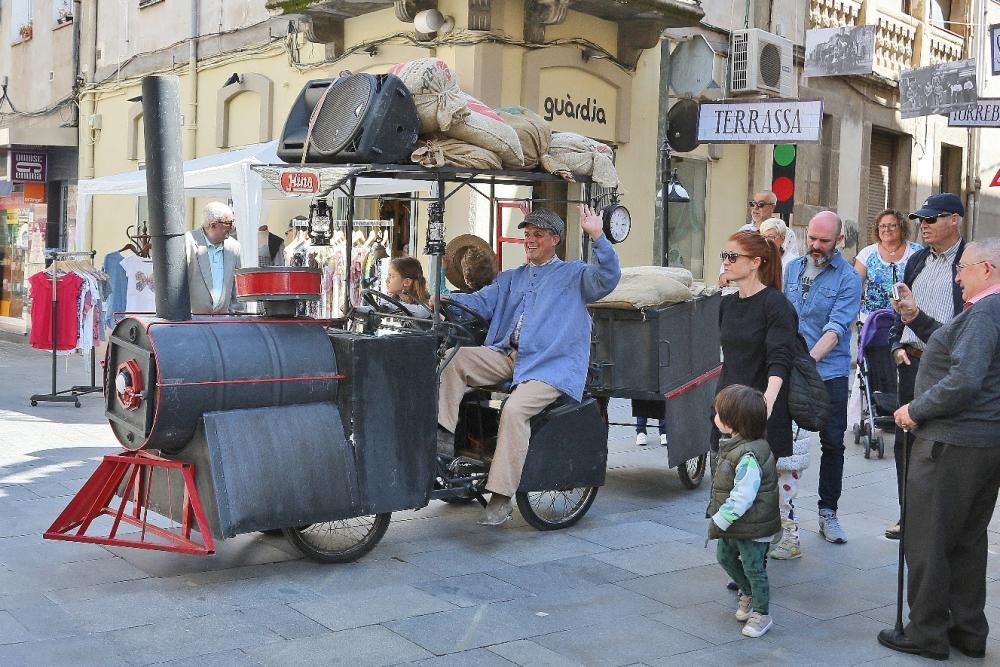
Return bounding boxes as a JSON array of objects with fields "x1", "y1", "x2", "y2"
[{"x1": 445, "y1": 234, "x2": 496, "y2": 291}]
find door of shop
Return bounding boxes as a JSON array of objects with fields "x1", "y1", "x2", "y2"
[{"x1": 867, "y1": 130, "x2": 897, "y2": 247}]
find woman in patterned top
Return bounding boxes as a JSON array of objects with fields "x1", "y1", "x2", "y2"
[{"x1": 853, "y1": 209, "x2": 921, "y2": 320}]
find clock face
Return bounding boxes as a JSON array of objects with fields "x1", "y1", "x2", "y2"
[{"x1": 603, "y1": 205, "x2": 631, "y2": 244}]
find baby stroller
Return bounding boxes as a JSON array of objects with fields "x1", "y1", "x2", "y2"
[{"x1": 853, "y1": 308, "x2": 898, "y2": 459}]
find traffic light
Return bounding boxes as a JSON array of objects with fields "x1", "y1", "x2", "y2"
[{"x1": 772, "y1": 144, "x2": 796, "y2": 216}]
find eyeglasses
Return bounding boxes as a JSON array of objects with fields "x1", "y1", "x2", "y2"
[
  {"x1": 957, "y1": 260, "x2": 993, "y2": 272},
  {"x1": 748, "y1": 200, "x2": 774, "y2": 209},
  {"x1": 720, "y1": 251, "x2": 752, "y2": 263},
  {"x1": 878, "y1": 224, "x2": 900, "y2": 231},
  {"x1": 217, "y1": 219, "x2": 234, "y2": 227}
]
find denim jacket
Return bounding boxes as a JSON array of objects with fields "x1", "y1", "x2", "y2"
[
  {"x1": 449, "y1": 235, "x2": 621, "y2": 401},
  {"x1": 783, "y1": 250, "x2": 861, "y2": 380}
]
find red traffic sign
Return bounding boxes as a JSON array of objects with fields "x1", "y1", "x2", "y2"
[
  {"x1": 991, "y1": 168, "x2": 1000, "y2": 188},
  {"x1": 280, "y1": 170, "x2": 319, "y2": 194}
]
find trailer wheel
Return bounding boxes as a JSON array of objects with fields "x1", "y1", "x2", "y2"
[
  {"x1": 515, "y1": 487, "x2": 598, "y2": 531},
  {"x1": 677, "y1": 452, "x2": 707, "y2": 489},
  {"x1": 283, "y1": 513, "x2": 391, "y2": 563}
]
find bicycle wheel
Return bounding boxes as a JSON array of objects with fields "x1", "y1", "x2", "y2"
[
  {"x1": 282, "y1": 513, "x2": 390, "y2": 563},
  {"x1": 515, "y1": 487, "x2": 598, "y2": 531}
]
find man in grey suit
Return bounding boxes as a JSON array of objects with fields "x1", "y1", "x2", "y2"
[{"x1": 185, "y1": 202, "x2": 242, "y2": 313}]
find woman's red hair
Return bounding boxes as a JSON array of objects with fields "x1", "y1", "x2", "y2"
[{"x1": 730, "y1": 230, "x2": 783, "y2": 290}]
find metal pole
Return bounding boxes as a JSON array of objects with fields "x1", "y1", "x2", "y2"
[
  {"x1": 344, "y1": 178, "x2": 356, "y2": 317},
  {"x1": 660, "y1": 137, "x2": 672, "y2": 267},
  {"x1": 141, "y1": 75, "x2": 191, "y2": 322}
]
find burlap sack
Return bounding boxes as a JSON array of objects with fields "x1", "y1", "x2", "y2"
[
  {"x1": 541, "y1": 132, "x2": 619, "y2": 188},
  {"x1": 496, "y1": 106, "x2": 552, "y2": 169},
  {"x1": 445, "y1": 95, "x2": 524, "y2": 168},
  {"x1": 410, "y1": 135, "x2": 502, "y2": 170},
  {"x1": 590, "y1": 266, "x2": 694, "y2": 310},
  {"x1": 388, "y1": 59, "x2": 468, "y2": 134}
]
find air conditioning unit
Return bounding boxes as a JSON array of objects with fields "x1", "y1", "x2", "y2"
[{"x1": 729, "y1": 28, "x2": 793, "y2": 97}]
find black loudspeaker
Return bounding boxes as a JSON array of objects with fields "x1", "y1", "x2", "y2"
[
  {"x1": 666, "y1": 99, "x2": 700, "y2": 153},
  {"x1": 277, "y1": 73, "x2": 420, "y2": 164}
]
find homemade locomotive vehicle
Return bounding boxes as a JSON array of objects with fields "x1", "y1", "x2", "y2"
[{"x1": 76, "y1": 268, "x2": 608, "y2": 563}]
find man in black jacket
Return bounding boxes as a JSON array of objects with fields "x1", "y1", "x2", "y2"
[
  {"x1": 877, "y1": 238, "x2": 1000, "y2": 660},
  {"x1": 884, "y1": 193, "x2": 965, "y2": 540}
]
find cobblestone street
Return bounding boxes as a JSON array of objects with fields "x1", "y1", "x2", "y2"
[{"x1": 1, "y1": 339, "x2": 998, "y2": 666}]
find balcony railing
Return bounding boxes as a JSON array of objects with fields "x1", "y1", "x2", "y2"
[
  {"x1": 872, "y1": 7, "x2": 919, "y2": 79},
  {"x1": 809, "y1": 0, "x2": 863, "y2": 29},
  {"x1": 927, "y1": 24, "x2": 964, "y2": 64}
]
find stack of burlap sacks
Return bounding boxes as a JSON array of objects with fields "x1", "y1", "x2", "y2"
[
  {"x1": 390, "y1": 58, "x2": 619, "y2": 188},
  {"x1": 590, "y1": 266, "x2": 718, "y2": 310}
]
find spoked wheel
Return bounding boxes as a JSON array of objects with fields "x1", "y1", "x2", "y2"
[
  {"x1": 677, "y1": 452, "x2": 708, "y2": 489},
  {"x1": 283, "y1": 513, "x2": 391, "y2": 563},
  {"x1": 515, "y1": 487, "x2": 598, "y2": 531}
]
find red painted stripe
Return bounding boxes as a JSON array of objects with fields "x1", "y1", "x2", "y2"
[
  {"x1": 235, "y1": 270, "x2": 321, "y2": 297},
  {"x1": 664, "y1": 366, "x2": 722, "y2": 400}
]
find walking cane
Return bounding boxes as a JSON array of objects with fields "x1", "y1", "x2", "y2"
[{"x1": 895, "y1": 426, "x2": 911, "y2": 633}]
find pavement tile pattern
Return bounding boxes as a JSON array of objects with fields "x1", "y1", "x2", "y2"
[{"x1": 1, "y1": 340, "x2": 998, "y2": 665}]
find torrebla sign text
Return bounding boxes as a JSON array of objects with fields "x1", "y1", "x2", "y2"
[
  {"x1": 948, "y1": 99, "x2": 1000, "y2": 127},
  {"x1": 697, "y1": 99, "x2": 824, "y2": 144}
]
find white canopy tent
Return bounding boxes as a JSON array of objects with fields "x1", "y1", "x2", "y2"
[{"x1": 75, "y1": 141, "x2": 430, "y2": 267}]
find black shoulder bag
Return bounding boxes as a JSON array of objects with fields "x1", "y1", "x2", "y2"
[{"x1": 786, "y1": 333, "x2": 831, "y2": 432}]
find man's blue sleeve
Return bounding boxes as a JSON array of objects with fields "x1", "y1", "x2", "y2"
[
  {"x1": 447, "y1": 277, "x2": 501, "y2": 320},
  {"x1": 582, "y1": 235, "x2": 621, "y2": 302},
  {"x1": 822, "y1": 268, "x2": 861, "y2": 341}
]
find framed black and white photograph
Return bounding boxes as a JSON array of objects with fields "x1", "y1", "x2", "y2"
[
  {"x1": 804, "y1": 26, "x2": 875, "y2": 78},
  {"x1": 991, "y1": 23, "x2": 1000, "y2": 76},
  {"x1": 899, "y1": 59, "x2": 978, "y2": 119}
]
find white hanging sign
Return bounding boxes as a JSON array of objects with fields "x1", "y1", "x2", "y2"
[
  {"x1": 948, "y1": 99, "x2": 1000, "y2": 127},
  {"x1": 697, "y1": 99, "x2": 824, "y2": 144}
]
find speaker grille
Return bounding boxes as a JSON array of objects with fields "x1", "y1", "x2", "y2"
[
  {"x1": 759, "y1": 42, "x2": 782, "y2": 88},
  {"x1": 311, "y1": 74, "x2": 374, "y2": 154}
]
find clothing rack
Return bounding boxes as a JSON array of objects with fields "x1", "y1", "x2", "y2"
[{"x1": 30, "y1": 250, "x2": 102, "y2": 408}]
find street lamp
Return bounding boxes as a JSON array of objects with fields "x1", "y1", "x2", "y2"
[{"x1": 659, "y1": 132, "x2": 690, "y2": 266}]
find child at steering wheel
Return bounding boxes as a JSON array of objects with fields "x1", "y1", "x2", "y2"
[{"x1": 386, "y1": 257, "x2": 432, "y2": 319}]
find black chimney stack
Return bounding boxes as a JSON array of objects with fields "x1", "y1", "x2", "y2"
[{"x1": 141, "y1": 75, "x2": 191, "y2": 321}]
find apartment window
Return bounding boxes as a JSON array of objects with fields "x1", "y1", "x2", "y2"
[
  {"x1": 929, "y1": 0, "x2": 951, "y2": 28},
  {"x1": 11, "y1": 0, "x2": 32, "y2": 43},
  {"x1": 53, "y1": 0, "x2": 72, "y2": 27}
]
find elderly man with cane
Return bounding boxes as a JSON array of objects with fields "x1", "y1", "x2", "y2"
[{"x1": 877, "y1": 238, "x2": 1000, "y2": 660}]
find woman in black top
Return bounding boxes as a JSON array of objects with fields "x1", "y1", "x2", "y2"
[{"x1": 716, "y1": 230, "x2": 797, "y2": 459}]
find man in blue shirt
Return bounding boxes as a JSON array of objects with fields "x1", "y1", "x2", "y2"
[
  {"x1": 437, "y1": 206, "x2": 621, "y2": 525},
  {"x1": 784, "y1": 211, "x2": 861, "y2": 544}
]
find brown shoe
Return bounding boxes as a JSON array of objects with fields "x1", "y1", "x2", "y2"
[{"x1": 478, "y1": 493, "x2": 513, "y2": 526}]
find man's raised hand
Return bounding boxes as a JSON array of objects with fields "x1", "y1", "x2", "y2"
[{"x1": 578, "y1": 205, "x2": 604, "y2": 241}]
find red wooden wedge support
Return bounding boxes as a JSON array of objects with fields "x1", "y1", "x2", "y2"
[{"x1": 44, "y1": 450, "x2": 215, "y2": 555}]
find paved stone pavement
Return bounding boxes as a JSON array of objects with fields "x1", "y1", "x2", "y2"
[{"x1": 1, "y1": 339, "x2": 999, "y2": 666}]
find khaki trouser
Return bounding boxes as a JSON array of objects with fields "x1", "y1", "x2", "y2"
[{"x1": 438, "y1": 347, "x2": 561, "y2": 497}]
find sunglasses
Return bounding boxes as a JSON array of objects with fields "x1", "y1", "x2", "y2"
[
  {"x1": 720, "y1": 251, "x2": 752, "y2": 263},
  {"x1": 916, "y1": 214, "x2": 951, "y2": 224},
  {"x1": 748, "y1": 200, "x2": 774, "y2": 209}
]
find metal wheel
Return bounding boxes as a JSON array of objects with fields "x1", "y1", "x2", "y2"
[
  {"x1": 515, "y1": 487, "x2": 598, "y2": 531},
  {"x1": 282, "y1": 513, "x2": 391, "y2": 563},
  {"x1": 677, "y1": 452, "x2": 708, "y2": 489}
]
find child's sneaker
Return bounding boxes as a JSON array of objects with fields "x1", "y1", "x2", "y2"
[
  {"x1": 769, "y1": 520, "x2": 802, "y2": 560},
  {"x1": 741, "y1": 611, "x2": 773, "y2": 638},
  {"x1": 635, "y1": 433, "x2": 647, "y2": 446},
  {"x1": 735, "y1": 592, "x2": 752, "y2": 621},
  {"x1": 659, "y1": 434, "x2": 668, "y2": 446}
]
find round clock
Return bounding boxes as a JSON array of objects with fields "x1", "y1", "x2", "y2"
[{"x1": 602, "y1": 204, "x2": 632, "y2": 244}]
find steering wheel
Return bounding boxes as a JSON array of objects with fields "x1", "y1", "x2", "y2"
[
  {"x1": 438, "y1": 296, "x2": 487, "y2": 330},
  {"x1": 362, "y1": 288, "x2": 410, "y2": 315}
]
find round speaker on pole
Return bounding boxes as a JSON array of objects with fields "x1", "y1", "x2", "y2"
[{"x1": 666, "y1": 100, "x2": 700, "y2": 153}]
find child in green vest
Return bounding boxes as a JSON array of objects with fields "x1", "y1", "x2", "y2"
[{"x1": 708, "y1": 384, "x2": 782, "y2": 638}]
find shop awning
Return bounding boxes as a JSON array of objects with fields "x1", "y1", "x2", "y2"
[{"x1": 75, "y1": 141, "x2": 428, "y2": 267}]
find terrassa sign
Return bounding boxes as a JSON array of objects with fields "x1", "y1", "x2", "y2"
[
  {"x1": 697, "y1": 99, "x2": 824, "y2": 144},
  {"x1": 948, "y1": 99, "x2": 1000, "y2": 127}
]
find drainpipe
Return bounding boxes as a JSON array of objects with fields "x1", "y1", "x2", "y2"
[
  {"x1": 184, "y1": 0, "x2": 200, "y2": 225},
  {"x1": 78, "y1": 0, "x2": 98, "y2": 248},
  {"x1": 965, "y1": 0, "x2": 986, "y2": 240}
]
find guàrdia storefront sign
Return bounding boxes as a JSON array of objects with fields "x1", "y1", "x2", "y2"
[
  {"x1": 537, "y1": 67, "x2": 619, "y2": 142},
  {"x1": 697, "y1": 99, "x2": 824, "y2": 144}
]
